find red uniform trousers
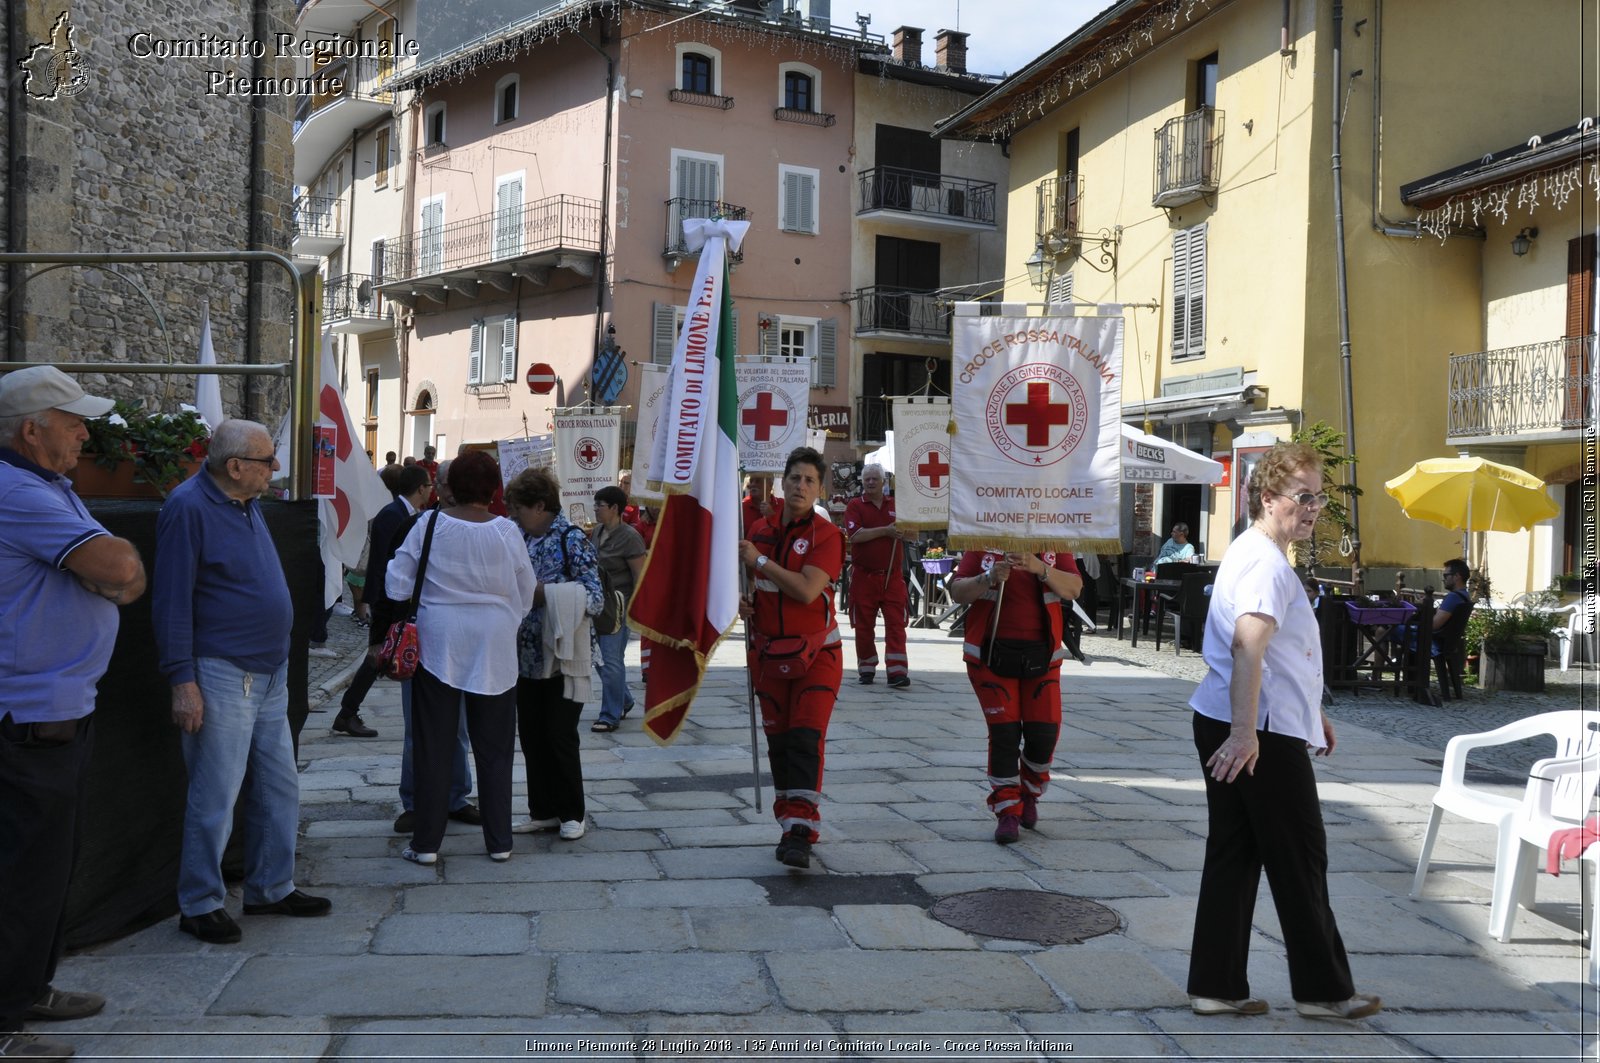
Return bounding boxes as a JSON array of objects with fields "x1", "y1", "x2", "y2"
[
  {"x1": 750, "y1": 643, "x2": 842, "y2": 842},
  {"x1": 851, "y1": 570, "x2": 909, "y2": 681},
  {"x1": 964, "y1": 662, "x2": 1062, "y2": 816}
]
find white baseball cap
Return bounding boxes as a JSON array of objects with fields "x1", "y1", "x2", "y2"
[{"x1": 0, "y1": 366, "x2": 116, "y2": 418}]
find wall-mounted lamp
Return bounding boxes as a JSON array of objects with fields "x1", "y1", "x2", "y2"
[
  {"x1": 1025, "y1": 245, "x2": 1049, "y2": 289},
  {"x1": 663, "y1": 252, "x2": 683, "y2": 272},
  {"x1": 1511, "y1": 226, "x2": 1538, "y2": 257}
]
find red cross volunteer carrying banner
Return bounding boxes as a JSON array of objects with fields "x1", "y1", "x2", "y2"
[{"x1": 946, "y1": 302, "x2": 1121, "y2": 844}]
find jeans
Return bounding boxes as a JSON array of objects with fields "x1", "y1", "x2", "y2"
[
  {"x1": 179, "y1": 658, "x2": 300, "y2": 916},
  {"x1": 595, "y1": 626, "x2": 635, "y2": 725},
  {"x1": 399, "y1": 679, "x2": 473, "y2": 812}
]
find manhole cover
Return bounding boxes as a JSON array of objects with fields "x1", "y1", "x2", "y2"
[{"x1": 930, "y1": 889, "x2": 1120, "y2": 945}]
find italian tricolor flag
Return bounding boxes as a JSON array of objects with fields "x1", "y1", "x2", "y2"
[{"x1": 628, "y1": 218, "x2": 749, "y2": 744}]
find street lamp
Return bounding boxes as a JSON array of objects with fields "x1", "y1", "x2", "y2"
[
  {"x1": 1511, "y1": 227, "x2": 1538, "y2": 257},
  {"x1": 1025, "y1": 245, "x2": 1049, "y2": 289}
]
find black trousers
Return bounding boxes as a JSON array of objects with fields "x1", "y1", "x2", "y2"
[
  {"x1": 1188, "y1": 712, "x2": 1356, "y2": 1003},
  {"x1": 516, "y1": 675, "x2": 586, "y2": 823},
  {"x1": 0, "y1": 713, "x2": 94, "y2": 1030},
  {"x1": 409, "y1": 665, "x2": 515, "y2": 854},
  {"x1": 339, "y1": 604, "x2": 401, "y2": 716}
]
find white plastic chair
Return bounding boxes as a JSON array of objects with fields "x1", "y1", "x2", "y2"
[
  {"x1": 1411, "y1": 711, "x2": 1600, "y2": 899},
  {"x1": 1548, "y1": 603, "x2": 1584, "y2": 672},
  {"x1": 1488, "y1": 744, "x2": 1600, "y2": 949}
]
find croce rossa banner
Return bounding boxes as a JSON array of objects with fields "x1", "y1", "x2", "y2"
[
  {"x1": 733, "y1": 356, "x2": 811, "y2": 473},
  {"x1": 948, "y1": 304, "x2": 1123, "y2": 554},
  {"x1": 553, "y1": 406, "x2": 623, "y2": 526},
  {"x1": 890, "y1": 396, "x2": 951, "y2": 531}
]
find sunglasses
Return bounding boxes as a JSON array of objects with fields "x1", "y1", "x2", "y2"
[
  {"x1": 1277, "y1": 491, "x2": 1329, "y2": 507},
  {"x1": 234, "y1": 456, "x2": 276, "y2": 466}
]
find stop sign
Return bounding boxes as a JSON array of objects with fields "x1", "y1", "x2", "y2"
[{"x1": 526, "y1": 362, "x2": 557, "y2": 395}]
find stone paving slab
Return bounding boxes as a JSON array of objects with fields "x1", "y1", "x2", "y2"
[
  {"x1": 687, "y1": 906, "x2": 849, "y2": 952},
  {"x1": 768, "y1": 951, "x2": 1060, "y2": 1013},
  {"x1": 537, "y1": 907, "x2": 693, "y2": 952},
  {"x1": 833, "y1": 904, "x2": 979, "y2": 950},
  {"x1": 1028, "y1": 947, "x2": 1190, "y2": 1010},
  {"x1": 371, "y1": 912, "x2": 532, "y2": 954},
  {"x1": 211, "y1": 955, "x2": 552, "y2": 1017},
  {"x1": 554, "y1": 953, "x2": 770, "y2": 1013}
]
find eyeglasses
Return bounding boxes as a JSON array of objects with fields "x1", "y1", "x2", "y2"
[
  {"x1": 1277, "y1": 490, "x2": 1329, "y2": 507},
  {"x1": 234, "y1": 455, "x2": 276, "y2": 466}
]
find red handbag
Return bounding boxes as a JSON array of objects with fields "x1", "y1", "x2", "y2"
[{"x1": 377, "y1": 511, "x2": 438, "y2": 681}]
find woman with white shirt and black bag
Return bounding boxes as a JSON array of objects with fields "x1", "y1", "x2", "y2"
[{"x1": 386, "y1": 451, "x2": 536, "y2": 866}]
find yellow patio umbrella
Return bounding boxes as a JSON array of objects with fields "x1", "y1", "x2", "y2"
[{"x1": 1383, "y1": 456, "x2": 1560, "y2": 560}]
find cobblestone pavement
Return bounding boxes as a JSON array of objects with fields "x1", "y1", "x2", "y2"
[{"x1": 48, "y1": 611, "x2": 1599, "y2": 1061}]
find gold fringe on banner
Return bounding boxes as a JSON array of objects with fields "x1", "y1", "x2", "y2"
[
  {"x1": 948, "y1": 534, "x2": 1123, "y2": 555},
  {"x1": 895, "y1": 519, "x2": 949, "y2": 533}
]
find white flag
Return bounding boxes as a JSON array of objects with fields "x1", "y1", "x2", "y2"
[
  {"x1": 553, "y1": 407, "x2": 624, "y2": 526},
  {"x1": 948, "y1": 304, "x2": 1123, "y2": 553},
  {"x1": 734, "y1": 356, "x2": 811, "y2": 473},
  {"x1": 632, "y1": 362, "x2": 671, "y2": 502},
  {"x1": 317, "y1": 336, "x2": 391, "y2": 608},
  {"x1": 194, "y1": 302, "x2": 224, "y2": 430},
  {"x1": 891, "y1": 397, "x2": 951, "y2": 530}
]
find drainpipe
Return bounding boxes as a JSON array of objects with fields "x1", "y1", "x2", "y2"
[
  {"x1": 6, "y1": 10, "x2": 28, "y2": 364},
  {"x1": 577, "y1": 26, "x2": 617, "y2": 410},
  {"x1": 1331, "y1": 2, "x2": 1363, "y2": 591},
  {"x1": 243, "y1": 0, "x2": 272, "y2": 421},
  {"x1": 398, "y1": 95, "x2": 420, "y2": 452}
]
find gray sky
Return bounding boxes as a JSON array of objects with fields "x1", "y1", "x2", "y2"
[{"x1": 849, "y1": 0, "x2": 1108, "y2": 78}]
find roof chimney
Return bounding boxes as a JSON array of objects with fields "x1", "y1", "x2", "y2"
[
  {"x1": 892, "y1": 26, "x2": 923, "y2": 67},
  {"x1": 935, "y1": 29, "x2": 968, "y2": 74}
]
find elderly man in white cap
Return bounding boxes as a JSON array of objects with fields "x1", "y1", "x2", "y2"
[{"x1": 0, "y1": 366, "x2": 146, "y2": 1062}]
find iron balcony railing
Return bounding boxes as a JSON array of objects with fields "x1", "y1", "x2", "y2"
[
  {"x1": 853, "y1": 286, "x2": 949, "y2": 339},
  {"x1": 663, "y1": 198, "x2": 750, "y2": 260},
  {"x1": 854, "y1": 395, "x2": 890, "y2": 445},
  {"x1": 1035, "y1": 173, "x2": 1081, "y2": 247},
  {"x1": 292, "y1": 56, "x2": 394, "y2": 130},
  {"x1": 774, "y1": 107, "x2": 836, "y2": 127},
  {"x1": 1153, "y1": 106, "x2": 1222, "y2": 208},
  {"x1": 1447, "y1": 335, "x2": 1595, "y2": 441},
  {"x1": 858, "y1": 167, "x2": 996, "y2": 226},
  {"x1": 293, "y1": 194, "x2": 342, "y2": 241},
  {"x1": 387, "y1": 194, "x2": 602, "y2": 283},
  {"x1": 324, "y1": 273, "x2": 386, "y2": 321}
]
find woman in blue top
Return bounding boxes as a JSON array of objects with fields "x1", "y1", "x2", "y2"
[
  {"x1": 506, "y1": 468, "x2": 602, "y2": 842},
  {"x1": 1185, "y1": 442, "x2": 1380, "y2": 1021}
]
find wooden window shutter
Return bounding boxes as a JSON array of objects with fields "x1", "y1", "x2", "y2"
[
  {"x1": 729, "y1": 308, "x2": 740, "y2": 354},
  {"x1": 652, "y1": 302, "x2": 679, "y2": 365},
  {"x1": 500, "y1": 314, "x2": 517, "y2": 382},
  {"x1": 468, "y1": 319, "x2": 484, "y2": 385},
  {"x1": 1047, "y1": 271, "x2": 1073, "y2": 306},
  {"x1": 1565, "y1": 234, "x2": 1595, "y2": 422},
  {"x1": 1170, "y1": 228, "x2": 1189, "y2": 354},
  {"x1": 816, "y1": 319, "x2": 837, "y2": 386},
  {"x1": 1186, "y1": 223, "x2": 1207, "y2": 357}
]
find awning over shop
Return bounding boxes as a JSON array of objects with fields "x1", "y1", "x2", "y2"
[{"x1": 1119, "y1": 422, "x2": 1224, "y2": 485}]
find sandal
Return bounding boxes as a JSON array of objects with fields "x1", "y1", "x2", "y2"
[{"x1": 590, "y1": 720, "x2": 618, "y2": 733}]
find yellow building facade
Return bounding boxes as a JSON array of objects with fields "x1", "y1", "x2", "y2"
[{"x1": 941, "y1": 0, "x2": 1596, "y2": 590}]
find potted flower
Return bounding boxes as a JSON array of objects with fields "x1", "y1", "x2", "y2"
[
  {"x1": 1478, "y1": 596, "x2": 1556, "y2": 693},
  {"x1": 73, "y1": 401, "x2": 211, "y2": 499}
]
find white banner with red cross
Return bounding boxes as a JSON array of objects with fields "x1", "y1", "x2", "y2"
[
  {"x1": 553, "y1": 406, "x2": 624, "y2": 527},
  {"x1": 948, "y1": 304, "x2": 1123, "y2": 554},
  {"x1": 890, "y1": 396, "x2": 951, "y2": 531},
  {"x1": 733, "y1": 356, "x2": 811, "y2": 473}
]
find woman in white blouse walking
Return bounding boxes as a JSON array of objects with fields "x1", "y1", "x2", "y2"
[{"x1": 387, "y1": 451, "x2": 536, "y2": 865}]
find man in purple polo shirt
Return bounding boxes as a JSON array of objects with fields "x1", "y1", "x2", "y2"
[
  {"x1": 153, "y1": 419, "x2": 331, "y2": 946},
  {"x1": 0, "y1": 366, "x2": 146, "y2": 1062}
]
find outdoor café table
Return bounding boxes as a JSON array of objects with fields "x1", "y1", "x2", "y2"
[
  {"x1": 912, "y1": 555, "x2": 955, "y2": 629},
  {"x1": 1119, "y1": 577, "x2": 1182, "y2": 647},
  {"x1": 1344, "y1": 598, "x2": 1417, "y2": 692}
]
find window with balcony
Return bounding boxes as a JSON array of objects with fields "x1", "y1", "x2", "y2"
[
  {"x1": 779, "y1": 165, "x2": 818, "y2": 234},
  {"x1": 856, "y1": 236, "x2": 944, "y2": 337},
  {"x1": 1171, "y1": 223, "x2": 1207, "y2": 359},
  {"x1": 494, "y1": 172, "x2": 525, "y2": 260},
  {"x1": 495, "y1": 75, "x2": 519, "y2": 124},
  {"x1": 681, "y1": 48, "x2": 716, "y2": 94},
  {"x1": 779, "y1": 62, "x2": 820, "y2": 112},
  {"x1": 857, "y1": 353, "x2": 950, "y2": 443},
  {"x1": 424, "y1": 102, "x2": 446, "y2": 147},
  {"x1": 419, "y1": 194, "x2": 444, "y2": 275}
]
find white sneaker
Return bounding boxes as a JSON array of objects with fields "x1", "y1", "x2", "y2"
[
  {"x1": 559, "y1": 819, "x2": 586, "y2": 840},
  {"x1": 307, "y1": 645, "x2": 339, "y2": 659},
  {"x1": 487, "y1": 851, "x2": 510, "y2": 862},
  {"x1": 512, "y1": 817, "x2": 560, "y2": 834},
  {"x1": 1296, "y1": 993, "x2": 1381, "y2": 1020},
  {"x1": 400, "y1": 847, "x2": 436, "y2": 865}
]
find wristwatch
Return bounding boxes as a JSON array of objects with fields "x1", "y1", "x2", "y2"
[
  {"x1": 755, "y1": 555, "x2": 769, "y2": 570},
  {"x1": 986, "y1": 567, "x2": 1000, "y2": 588}
]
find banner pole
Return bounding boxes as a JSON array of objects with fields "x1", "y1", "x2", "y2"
[{"x1": 740, "y1": 552, "x2": 762, "y2": 814}]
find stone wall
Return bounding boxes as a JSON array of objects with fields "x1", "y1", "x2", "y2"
[{"x1": 4, "y1": 1, "x2": 296, "y2": 425}]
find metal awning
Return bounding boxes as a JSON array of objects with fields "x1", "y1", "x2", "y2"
[{"x1": 1122, "y1": 384, "x2": 1263, "y2": 424}]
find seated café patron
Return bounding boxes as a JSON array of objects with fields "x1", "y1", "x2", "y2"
[{"x1": 1156, "y1": 523, "x2": 1195, "y2": 563}]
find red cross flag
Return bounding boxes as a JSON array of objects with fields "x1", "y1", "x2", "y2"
[
  {"x1": 890, "y1": 396, "x2": 951, "y2": 531},
  {"x1": 552, "y1": 406, "x2": 624, "y2": 526},
  {"x1": 732, "y1": 356, "x2": 811, "y2": 473},
  {"x1": 948, "y1": 303, "x2": 1123, "y2": 554}
]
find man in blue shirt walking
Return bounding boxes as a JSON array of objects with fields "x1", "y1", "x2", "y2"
[
  {"x1": 153, "y1": 419, "x2": 331, "y2": 945},
  {"x1": 0, "y1": 367, "x2": 146, "y2": 1062}
]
